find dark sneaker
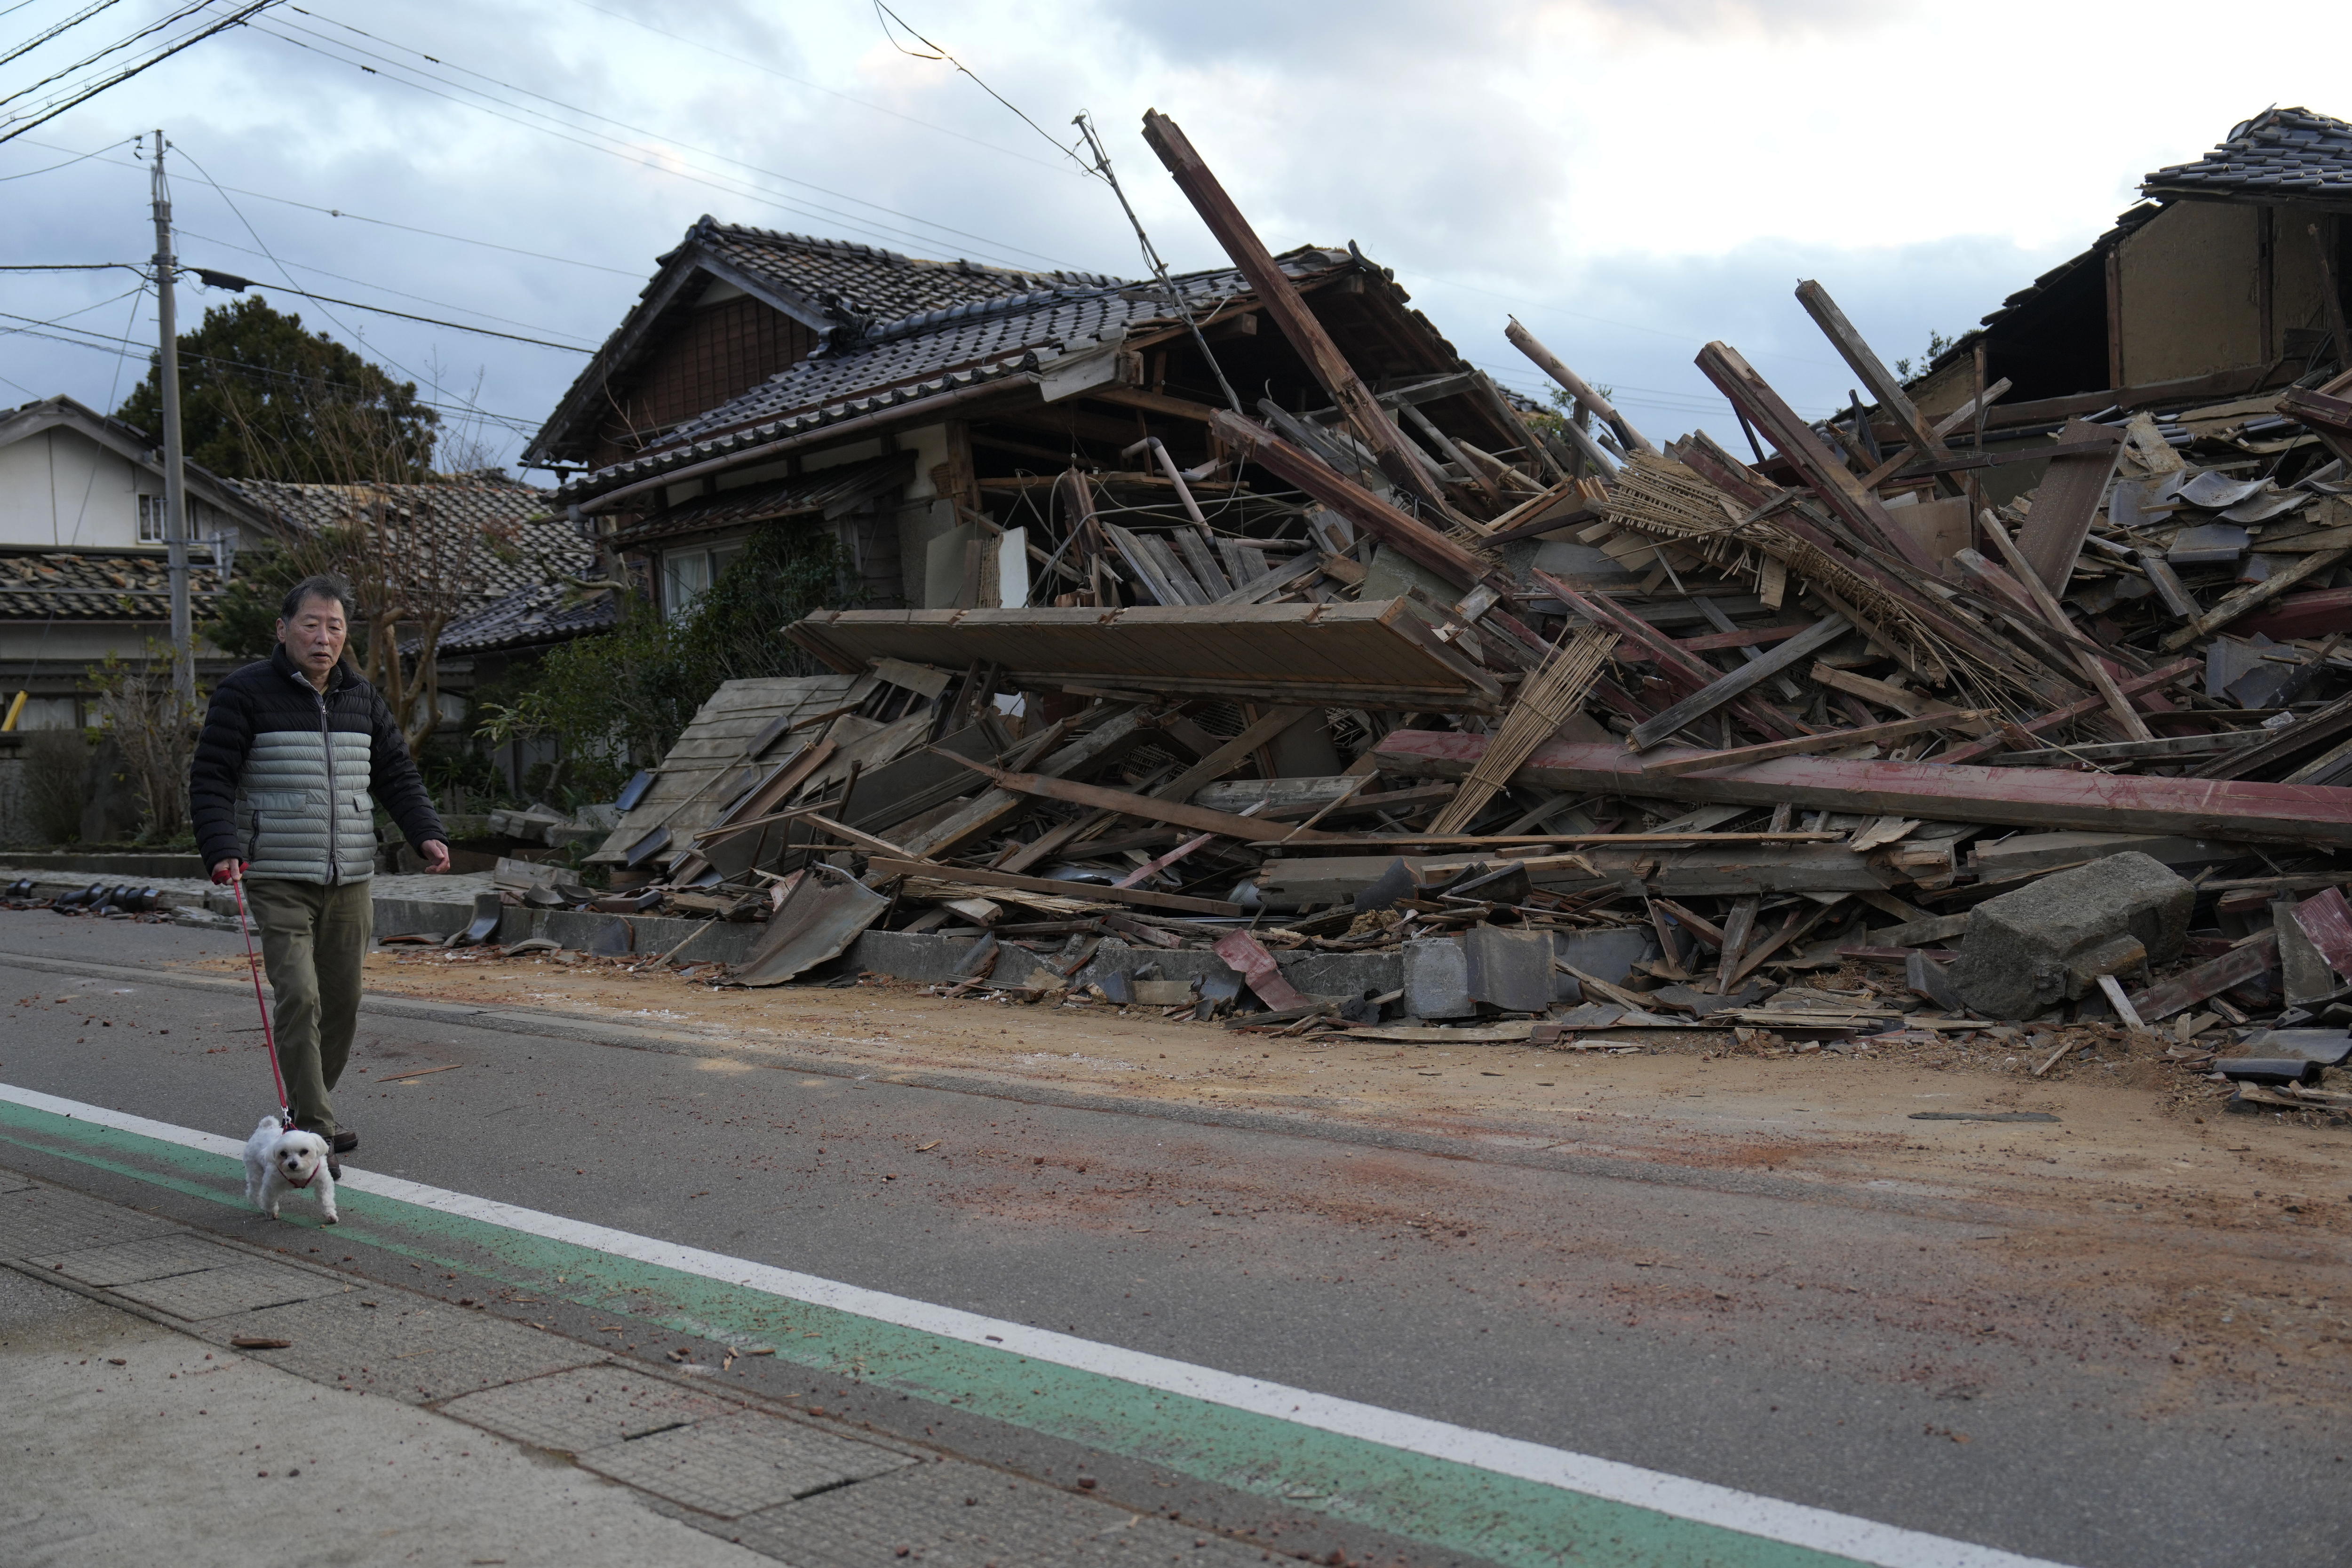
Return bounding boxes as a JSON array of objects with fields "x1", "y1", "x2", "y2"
[
  {"x1": 331, "y1": 1130, "x2": 358, "y2": 1154},
  {"x1": 327, "y1": 1154, "x2": 342, "y2": 1180}
]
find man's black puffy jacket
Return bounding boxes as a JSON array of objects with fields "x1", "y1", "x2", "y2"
[{"x1": 189, "y1": 646, "x2": 444, "y2": 883}]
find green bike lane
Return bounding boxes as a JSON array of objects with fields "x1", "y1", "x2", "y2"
[{"x1": 1, "y1": 1082, "x2": 2062, "y2": 1568}]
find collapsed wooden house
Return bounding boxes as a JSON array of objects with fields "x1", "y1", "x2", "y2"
[{"x1": 506, "y1": 106, "x2": 2352, "y2": 1082}]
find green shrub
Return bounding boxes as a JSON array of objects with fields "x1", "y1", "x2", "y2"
[{"x1": 475, "y1": 523, "x2": 847, "y2": 801}]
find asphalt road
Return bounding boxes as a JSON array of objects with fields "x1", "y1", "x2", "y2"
[{"x1": 1, "y1": 911, "x2": 2343, "y2": 1568}]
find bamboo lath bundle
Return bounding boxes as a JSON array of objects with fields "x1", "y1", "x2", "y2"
[
  {"x1": 1602, "y1": 455, "x2": 1955, "y2": 687},
  {"x1": 1427, "y1": 624, "x2": 1617, "y2": 833}
]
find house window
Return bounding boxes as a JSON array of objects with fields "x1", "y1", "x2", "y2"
[
  {"x1": 136, "y1": 494, "x2": 168, "y2": 543},
  {"x1": 660, "y1": 541, "x2": 745, "y2": 620}
]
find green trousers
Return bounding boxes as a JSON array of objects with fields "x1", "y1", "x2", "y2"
[{"x1": 246, "y1": 877, "x2": 373, "y2": 1142}]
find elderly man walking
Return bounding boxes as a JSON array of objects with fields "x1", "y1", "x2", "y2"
[{"x1": 191, "y1": 574, "x2": 449, "y2": 1172}]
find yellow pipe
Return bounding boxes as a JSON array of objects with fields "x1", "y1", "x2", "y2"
[{"x1": 0, "y1": 690, "x2": 25, "y2": 732}]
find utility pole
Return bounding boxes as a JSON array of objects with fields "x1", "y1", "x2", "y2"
[{"x1": 150, "y1": 128, "x2": 194, "y2": 708}]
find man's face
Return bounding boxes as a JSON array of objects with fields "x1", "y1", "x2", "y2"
[{"x1": 276, "y1": 594, "x2": 349, "y2": 684}]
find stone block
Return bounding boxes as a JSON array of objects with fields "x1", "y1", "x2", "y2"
[{"x1": 1949, "y1": 851, "x2": 2193, "y2": 1019}]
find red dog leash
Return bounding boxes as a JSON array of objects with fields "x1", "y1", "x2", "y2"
[{"x1": 225, "y1": 864, "x2": 293, "y2": 1129}]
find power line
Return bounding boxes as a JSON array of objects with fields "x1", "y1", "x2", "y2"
[
  {"x1": 0, "y1": 280, "x2": 148, "y2": 342},
  {"x1": 0, "y1": 0, "x2": 164, "y2": 93},
  {"x1": 180, "y1": 270, "x2": 592, "y2": 351},
  {"x1": 167, "y1": 137, "x2": 530, "y2": 439},
  {"x1": 558, "y1": 0, "x2": 1073, "y2": 176},
  {"x1": 8, "y1": 134, "x2": 642, "y2": 276},
  {"x1": 0, "y1": 0, "x2": 127, "y2": 72},
  {"x1": 248, "y1": 14, "x2": 1083, "y2": 272},
  {"x1": 177, "y1": 226, "x2": 599, "y2": 344},
  {"x1": 0, "y1": 0, "x2": 277, "y2": 147},
  {"x1": 3, "y1": 306, "x2": 545, "y2": 430},
  {"x1": 870, "y1": 2, "x2": 1098, "y2": 182},
  {"x1": 288, "y1": 4, "x2": 1074, "y2": 270}
]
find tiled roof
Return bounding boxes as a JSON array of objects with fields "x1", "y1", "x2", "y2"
[
  {"x1": 2143, "y1": 107, "x2": 2352, "y2": 200},
  {"x1": 692, "y1": 220, "x2": 1121, "y2": 327},
  {"x1": 609, "y1": 453, "x2": 914, "y2": 550},
  {"x1": 435, "y1": 581, "x2": 620, "y2": 654},
  {"x1": 230, "y1": 474, "x2": 590, "y2": 598},
  {"x1": 561, "y1": 248, "x2": 1352, "y2": 502},
  {"x1": 524, "y1": 218, "x2": 1127, "y2": 468},
  {"x1": 0, "y1": 547, "x2": 224, "y2": 621}
]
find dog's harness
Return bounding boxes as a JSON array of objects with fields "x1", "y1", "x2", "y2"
[{"x1": 226, "y1": 864, "x2": 294, "y2": 1131}]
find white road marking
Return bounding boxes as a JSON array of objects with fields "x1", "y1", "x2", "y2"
[{"x1": 0, "y1": 1082, "x2": 2069, "y2": 1568}]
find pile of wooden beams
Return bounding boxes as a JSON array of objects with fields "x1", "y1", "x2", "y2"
[{"x1": 561, "y1": 108, "x2": 2352, "y2": 1064}]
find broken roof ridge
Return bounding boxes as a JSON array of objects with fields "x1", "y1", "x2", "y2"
[
  {"x1": 839, "y1": 243, "x2": 1345, "y2": 351},
  {"x1": 673, "y1": 213, "x2": 1128, "y2": 292}
]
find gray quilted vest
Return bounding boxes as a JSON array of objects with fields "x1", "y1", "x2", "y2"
[{"x1": 236, "y1": 685, "x2": 380, "y2": 884}]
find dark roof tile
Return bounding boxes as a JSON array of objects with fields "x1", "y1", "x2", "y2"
[
  {"x1": 561, "y1": 248, "x2": 1351, "y2": 501},
  {"x1": 2144, "y1": 107, "x2": 2352, "y2": 201},
  {"x1": 229, "y1": 474, "x2": 588, "y2": 598},
  {"x1": 0, "y1": 548, "x2": 224, "y2": 621},
  {"x1": 434, "y1": 581, "x2": 620, "y2": 654}
]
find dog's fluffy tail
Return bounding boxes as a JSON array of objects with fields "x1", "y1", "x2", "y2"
[{"x1": 253, "y1": 1113, "x2": 285, "y2": 1138}]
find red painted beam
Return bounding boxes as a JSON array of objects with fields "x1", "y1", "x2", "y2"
[
  {"x1": 1371, "y1": 731, "x2": 2352, "y2": 848},
  {"x1": 2236, "y1": 586, "x2": 2352, "y2": 643}
]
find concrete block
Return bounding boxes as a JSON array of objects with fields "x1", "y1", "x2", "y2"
[
  {"x1": 1276, "y1": 950, "x2": 1402, "y2": 999},
  {"x1": 1071, "y1": 940, "x2": 1397, "y2": 1003},
  {"x1": 1402, "y1": 937, "x2": 1473, "y2": 1019},
  {"x1": 1550, "y1": 928, "x2": 1654, "y2": 986},
  {"x1": 843, "y1": 929, "x2": 981, "y2": 984},
  {"x1": 373, "y1": 897, "x2": 472, "y2": 938},
  {"x1": 1463, "y1": 925, "x2": 1551, "y2": 1013},
  {"x1": 1950, "y1": 852, "x2": 2193, "y2": 1020}
]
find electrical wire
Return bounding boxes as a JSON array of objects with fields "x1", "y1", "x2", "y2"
[
  {"x1": 0, "y1": 0, "x2": 154, "y2": 87},
  {"x1": 169, "y1": 138, "x2": 526, "y2": 438},
  {"x1": 0, "y1": 0, "x2": 275, "y2": 146},
  {"x1": 4, "y1": 308, "x2": 545, "y2": 430},
  {"x1": 286, "y1": 4, "x2": 1070, "y2": 271},
  {"x1": 247, "y1": 14, "x2": 1081, "y2": 272},
  {"x1": 0, "y1": 133, "x2": 130, "y2": 179},
  {"x1": 176, "y1": 226, "x2": 599, "y2": 343},
  {"x1": 59, "y1": 279, "x2": 150, "y2": 548},
  {"x1": 0, "y1": 0, "x2": 217, "y2": 112},
  {"x1": 869, "y1": 2, "x2": 1098, "y2": 181},
  {"x1": 9, "y1": 135, "x2": 641, "y2": 276},
  {"x1": 180, "y1": 270, "x2": 592, "y2": 351},
  {"x1": 0, "y1": 280, "x2": 148, "y2": 342},
  {"x1": 558, "y1": 0, "x2": 1071, "y2": 175},
  {"x1": 0, "y1": 0, "x2": 136, "y2": 78}
]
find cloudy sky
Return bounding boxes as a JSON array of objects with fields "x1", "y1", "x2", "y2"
[{"x1": 6, "y1": 0, "x2": 2351, "y2": 476}]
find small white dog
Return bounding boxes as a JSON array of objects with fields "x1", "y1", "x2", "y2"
[{"x1": 242, "y1": 1114, "x2": 338, "y2": 1224}]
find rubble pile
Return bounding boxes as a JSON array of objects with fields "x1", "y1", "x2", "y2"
[{"x1": 501, "y1": 114, "x2": 2352, "y2": 1122}]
